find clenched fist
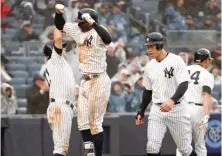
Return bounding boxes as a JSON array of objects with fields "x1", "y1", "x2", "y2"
[
  {"x1": 55, "y1": 4, "x2": 64, "y2": 14},
  {"x1": 82, "y1": 13, "x2": 95, "y2": 25}
]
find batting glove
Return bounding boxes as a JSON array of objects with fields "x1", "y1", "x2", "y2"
[
  {"x1": 82, "y1": 13, "x2": 95, "y2": 25},
  {"x1": 198, "y1": 115, "x2": 210, "y2": 127}
]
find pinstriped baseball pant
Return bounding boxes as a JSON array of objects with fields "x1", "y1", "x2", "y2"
[
  {"x1": 77, "y1": 72, "x2": 111, "y2": 135},
  {"x1": 47, "y1": 102, "x2": 75, "y2": 155},
  {"x1": 146, "y1": 101, "x2": 193, "y2": 156}
]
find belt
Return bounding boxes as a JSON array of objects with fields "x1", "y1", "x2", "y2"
[
  {"x1": 156, "y1": 102, "x2": 180, "y2": 105},
  {"x1": 189, "y1": 102, "x2": 202, "y2": 106},
  {"x1": 50, "y1": 98, "x2": 74, "y2": 109},
  {"x1": 82, "y1": 74, "x2": 99, "y2": 81}
]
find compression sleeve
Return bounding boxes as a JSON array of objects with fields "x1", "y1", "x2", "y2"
[
  {"x1": 171, "y1": 81, "x2": 188, "y2": 102},
  {"x1": 92, "y1": 22, "x2": 112, "y2": 44},
  {"x1": 53, "y1": 44, "x2": 62, "y2": 55},
  {"x1": 203, "y1": 86, "x2": 211, "y2": 94},
  {"x1": 55, "y1": 13, "x2": 66, "y2": 30},
  {"x1": 138, "y1": 89, "x2": 152, "y2": 114}
]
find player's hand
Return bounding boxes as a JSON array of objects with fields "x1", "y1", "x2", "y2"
[
  {"x1": 160, "y1": 99, "x2": 175, "y2": 112},
  {"x1": 41, "y1": 81, "x2": 49, "y2": 93},
  {"x1": 135, "y1": 111, "x2": 144, "y2": 126},
  {"x1": 198, "y1": 115, "x2": 209, "y2": 128},
  {"x1": 55, "y1": 4, "x2": 64, "y2": 14},
  {"x1": 82, "y1": 13, "x2": 95, "y2": 25}
]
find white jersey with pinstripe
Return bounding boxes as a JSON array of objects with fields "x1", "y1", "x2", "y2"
[
  {"x1": 63, "y1": 22, "x2": 111, "y2": 135},
  {"x1": 46, "y1": 48, "x2": 76, "y2": 155},
  {"x1": 63, "y1": 22, "x2": 107, "y2": 74},
  {"x1": 142, "y1": 53, "x2": 193, "y2": 155},
  {"x1": 182, "y1": 65, "x2": 214, "y2": 156},
  {"x1": 185, "y1": 65, "x2": 214, "y2": 104}
]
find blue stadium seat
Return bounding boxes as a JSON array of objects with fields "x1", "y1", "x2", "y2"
[
  {"x1": 4, "y1": 28, "x2": 17, "y2": 35},
  {"x1": 6, "y1": 64, "x2": 26, "y2": 71},
  {"x1": 4, "y1": 42, "x2": 21, "y2": 53},
  {"x1": 17, "y1": 98, "x2": 28, "y2": 107},
  {"x1": 10, "y1": 78, "x2": 27, "y2": 86},
  {"x1": 14, "y1": 84, "x2": 29, "y2": 98},
  {"x1": 27, "y1": 77, "x2": 34, "y2": 85},
  {"x1": 10, "y1": 71, "x2": 29, "y2": 79},
  {"x1": 16, "y1": 57, "x2": 35, "y2": 64},
  {"x1": 27, "y1": 64, "x2": 42, "y2": 74},
  {"x1": 213, "y1": 84, "x2": 221, "y2": 94}
]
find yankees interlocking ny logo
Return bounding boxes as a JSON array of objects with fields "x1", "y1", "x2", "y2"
[
  {"x1": 84, "y1": 35, "x2": 93, "y2": 46},
  {"x1": 164, "y1": 67, "x2": 174, "y2": 78}
]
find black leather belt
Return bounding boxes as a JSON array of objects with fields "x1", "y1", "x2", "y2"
[
  {"x1": 50, "y1": 98, "x2": 74, "y2": 109},
  {"x1": 156, "y1": 102, "x2": 180, "y2": 105},
  {"x1": 82, "y1": 74, "x2": 99, "y2": 81},
  {"x1": 189, "y1": 102, "x2": 202, "y2": 106}
]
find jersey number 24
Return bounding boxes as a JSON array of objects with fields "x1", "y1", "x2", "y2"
[{"x1": 188, "y1": 70, "x2": 200, "y2": 84}]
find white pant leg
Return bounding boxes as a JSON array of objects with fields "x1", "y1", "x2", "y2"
[
  {"x1": 77, "y1": 80, "x2": 90, "y2": 131},
  {"x1": 146, "y1": 104, "x2": 167, "y2": 154},
  {"x1": 88, "y1": 73, "x2": 111, "y2": 135},
  {"x1": 47, "y1": 103, "x2": 74, "y2": 155},
  {"x1": 189, "y1": 105, "x2": 207, "y2": 156},
  {"x1": 166, "y1": 102, "x2": 193, "y2": 156}
]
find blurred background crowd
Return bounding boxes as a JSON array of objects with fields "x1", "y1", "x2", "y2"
[{"x1": 1, "y1": 0, "x2": 221, "y2": 115}]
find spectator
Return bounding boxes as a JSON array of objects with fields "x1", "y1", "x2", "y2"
[
  {"x1": 115, "y1": 39, "x2": 126, "y2": 63},
  {"x1": 108, "y1": 81, "x2": 126, "y2": 112},
  {"x1": 128, "y1": 64, "x2": 141, "y2": 84},
  {"x1": 26, "y1": 74, "x2": 49, "y2": 114},
  {"x1": 1, "y1": 57, "x2": 11, "y2": 83},
  {"x1": 33, "y1": 0, "x2": 56, "y2": 28},
  {"x1": 18, "y1": 0, "x2": 35, "y2": 21},
  {"x1": 210, "y1": 67, "x2": 221, "y2": 85},
  {"x1": 1, "y1": 0, "x2": 12, "y2": 29},
  {"x1": 210, "y1": 97, "x2": 220, "y2": 113},
  {"x1": 165, "y1": 2, "x2": 187, "y2": 30},
  {"x1": 112, "y1": 69, "x2": 133, "y2": 86},
  {"x1": 140, "y1": 55, "x2": 149, "y2": 67},
  {"x1": 13, "y1": 21, "x2": 39, "y2": 41},
  {"x1": 39, "y1": 25, "x2": 54, "y2": 44},
  {"x1": 185, "y1": 15, "x2": 195, "y2": 30},
  {"x1": 200, "y1": 15, "x2": 216, "y2": 29},
  {"x1": 204, "y1": 0, "x2": 221, "y2": 17},
  {"x1": 64, "y1": 0, "x2": 79, "y2": 22},
  {"x1": 106, "y1": 42, "x2": 120, "y2": 78},
  {"x1": 107, "y1": 3, "x2": 129, "y2": 42},
  {"x1": 97, "y1": 4, "x2": 109, "y2": 26},
  {"x1": 77, "y1": 0, "x2": 85, "y2": 10},
  {"x1": 126, "y1": 77, "x2": 144, "y2": 112},
  {"x1": 1, "y1": 83, "x2": 17, "y2": 115}
]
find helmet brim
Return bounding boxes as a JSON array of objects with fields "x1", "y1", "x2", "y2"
[{"x1": 145, "y1": 41, "x2": 163, "y2": 46}]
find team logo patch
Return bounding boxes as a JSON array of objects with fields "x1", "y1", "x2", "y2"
[
  {"x1": 206, "y1": 120, "x2": 221, "y2": 148},
  {"x1": 84, "y1": 35, "x2": 93, "y2": 46},
  {"x1": 164, "y1": 67, "x2": 174, "y2": 78}
]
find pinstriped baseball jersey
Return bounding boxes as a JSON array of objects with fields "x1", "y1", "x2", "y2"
[
  {"x1": 143, "y1": 53, "x2": 190, "y2": 103},
  {"x1": 185, "y1": 65, "x2": 214, "y2": 104},
  {"x1": 46, "y1": 48, "x2": 76, "y2": 103},
  {"x1": 63, "y1": 22, "x2": 107, "y2": 74}
]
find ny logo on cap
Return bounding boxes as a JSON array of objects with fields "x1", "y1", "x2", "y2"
[{"x1": 146, "y1": 37, "x2": 149, "y2": 42}]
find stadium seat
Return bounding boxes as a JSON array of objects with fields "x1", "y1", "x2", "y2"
[
  {"x1": 10, "y1": 78, "x2": 27, "y2": 86},
  {"x1": 27, "y1": 41, "x2": 43, "y2": 51},
  {"x1": 4, "y1": 42, "x2": 21, "y2": 53},
  {"x1": 6, "y1": 64, "x2": 26, "y2": 71},
  {"x1": 16, "y1": 107, "x2": 27, "y2": 114},
  {"x1": 27, "y1": 77, "x2": 34, "y2": 85},
  {"x1": 16, "y1": 57, "x2": 35, "y2": 64},
  {"x1": 10, "y1": 71, "x2": 29, "y2": 79},
  {"x1": 213, "y1": 84, "x2": 221, "y2": 95},
  {"x1": 27, "y1": 64, "x2": 42, "y2": 74},
  {"x1": 17, "y1": 98, "x2": 28, "y2": 107},
  {"x1": 14, "y1": 84, "x2": 29, "y2": 98},
  {"x1": 4, "y1": 28, "x2": 17, "y2": 35}
]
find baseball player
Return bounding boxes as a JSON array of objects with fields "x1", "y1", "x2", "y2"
[
  {"x1": 54, "y1": 4, "x2": 112, "y2": 156},
  {"x1": 135, "y1": 32, "x2": 197, "y2": 156},
  {"x1": 44, "y1": 28, "x2": 76, "y2": 156},
  {"x1": 176, "y1": 48, "x2": 214, "y2": 156}
]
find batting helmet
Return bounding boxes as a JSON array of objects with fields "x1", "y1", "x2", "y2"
[
  {"x1": 145, "y1": 32, "x2": 164, "y2": 50},
  {"x1": 194, "y1": 48, "x2": 213, "y2": 63},
  {"x1": 75, "y1": 8, "x2": 98, "y2": 23},
  {"x1": 43, "y1": 40, "x2": 67, "y2": 60}
]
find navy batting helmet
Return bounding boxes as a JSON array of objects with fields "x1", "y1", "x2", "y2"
[
  {"x1": 194, "y1": 48, "x2": 213, "y2": 63},
  {"x1": 43, "y1": 40, "x2": 67, "y2": 60},
  {"x1": 145, "y1": 32, "x2": 164, "y2": 50},
  {"x1": 75, "y1": 8, "x2": 98, "y2": 23}
]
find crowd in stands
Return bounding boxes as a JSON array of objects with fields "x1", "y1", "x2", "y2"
[
  {"x1": 1, "y1": 0, "x2": 221, "y2": 115},
  {"x1": 159, "y1": 0, "x2": 221, "y2": 31}
]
